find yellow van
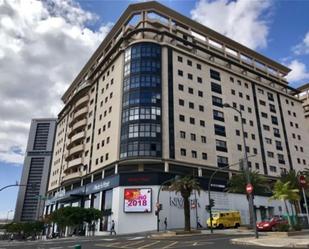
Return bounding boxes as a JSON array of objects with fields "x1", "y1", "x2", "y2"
[{"x1": 207, "y1": 211, "x2": 241, "y2": 229}]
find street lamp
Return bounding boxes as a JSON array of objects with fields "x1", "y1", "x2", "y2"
[
  {"x1": 156, "y1": 175, "x2": 180, "y2": 232},
  {"x1": 223, "y1": 103, "x2": 259, "y2": 239},
  {"x1": 0, "y1": 183, "x2": 36, "y2": 192}
]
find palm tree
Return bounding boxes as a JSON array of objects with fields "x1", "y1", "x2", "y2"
[
  {"x1": 227, "y1": 170, "x2": 270, "y2": 195},
  {"x1": 270, "y1": 180, "x2": 300, "y2": 226},
  {"x1": 165, "y1": 176, "x2": 201, "y2": 231}
]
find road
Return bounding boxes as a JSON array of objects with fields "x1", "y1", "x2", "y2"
[{"x1": 0, "y1": 234, "x2": 293, "y2": 249}]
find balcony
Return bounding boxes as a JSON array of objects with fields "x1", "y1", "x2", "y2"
[
  {"x1": 68, "y1": 119, "x2": 87, "y2": 138},
  {"x1": 69, "y1": 107, "x2": 88, "y2": 126},
  {"x1": 62, "y1": 171, "x2": 82, "y2": 183},
  {"x1": 74, "y1": 95, "x2": 89, "y2": 111},
  {"x1": 66, "y1": 144, "x2": 84, "y2": 160},
  {"x1": 67, "y1": 131, "x2": 85, "y2": 149},
  {"x1": 66, "y1": 157, "x2": 83, "y2": 171}
]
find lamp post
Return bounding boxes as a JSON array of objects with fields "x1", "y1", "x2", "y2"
[
  {"x1": 223, "y1": 103, "x2": 259, "y2": 239},
  {"x1": 0, "y1": 183, "x2": 36, "y2": 192},
  {"x1": 156, "y1": 175, "x2": 180, "y2": 232},
  {"x1": 6, "y1": 210, "x2": 13, "y2": 224}
]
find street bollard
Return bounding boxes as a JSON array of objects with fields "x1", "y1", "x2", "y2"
[{"x1": 74, "y1": 245, "x2": 81, "y2": 249}]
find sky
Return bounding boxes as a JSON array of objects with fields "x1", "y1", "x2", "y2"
[{"x1": 0, "y1": 0, "x2": 309, "y2": 219}]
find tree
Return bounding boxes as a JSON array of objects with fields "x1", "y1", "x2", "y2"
[
  {"x1": 270, "y1": 180, "x2": 300, "y2": 226},
  {"x1": 227, "y1": 170, "x2": 270, "y2": 195},
  {"x1": 165, "y1": 176, "x2": 201, "y2": 231}
]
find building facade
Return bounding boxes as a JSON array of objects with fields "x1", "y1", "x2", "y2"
[
  {"x1": 45, "y1": 2, "x2": 309, "y2": 234},
  {"x1": 15, "y1": 119, "x2": 56, "y2": 222},
  {"x1": 296, "y1": 83, "x2": 309, "y2": 133}
]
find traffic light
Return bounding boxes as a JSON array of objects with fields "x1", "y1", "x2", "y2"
[{"x1": 209, "y1": 198, "x2": 215, "y2": 208}]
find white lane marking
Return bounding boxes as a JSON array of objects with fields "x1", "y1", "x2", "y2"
[
  {"x1": 193, "y1": 242, "x2": 198, "y2": 246},
  {"x1": 127, "y1": 236, "x2": 144, "y2": 241},
  {"x1": 100, "y1": 238, "x2": 116, "y2": 241},
  {"x1": 137, "y1": 241, "x2": 160, "y2": 249},
  {"x1": 162, "y1": 241, "x2": 178, "y2": 249},
  {"x1": 121, "y1": 240, "x2": 145, "y2": 248},
  {"x1": 49, "y1": 247, "x2": 63, "y2": 249}
]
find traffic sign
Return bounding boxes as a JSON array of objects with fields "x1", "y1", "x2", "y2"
[
  {"x1": 246, "y1": 183, "x2": 253, "y2": 194},
  {"x1": 299, "y1": 175, "x2": 307, "y2": 188}
]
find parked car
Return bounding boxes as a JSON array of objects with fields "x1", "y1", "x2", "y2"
[
  {"x1": 256, "y1": 217, "x2": 288, "y2": 231},
  {"x1": 207, "y1": 211, "x2": 241, "y2": 229}
]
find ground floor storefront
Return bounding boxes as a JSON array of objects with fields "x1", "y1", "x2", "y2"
[{"x1": 45, "y1": 172, "x2": 289, "y2": 235}]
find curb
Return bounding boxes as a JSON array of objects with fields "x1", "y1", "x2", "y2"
[{"x1": 230, "y1": 239, "x2": 309, "y2": 248}]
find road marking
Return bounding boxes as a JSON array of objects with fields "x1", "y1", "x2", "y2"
[
  {"x1": 161, "y1": 241, "x2": 178, "y2": 249},
  {"x1": 49, "y1": 247, "x2": 63, "y2": 249},
  {"x1": 101, "y1": 238, "x2": 116, "y2": 241},
  {"x1": 193, "y1": 242, "x2": 198, "y2": 246},
  {"x1": 121, "y1": 240, "x2": 146, "y2": 248},
  {"x1": 137, "y1": 241, "x2": 160, "y2": 248},
  {"x1": 128, "y1": 236, "x2": 144, "y2": 240}
]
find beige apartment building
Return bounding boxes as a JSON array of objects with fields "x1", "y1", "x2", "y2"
[{"x1": 45, "y1": 2, "x2": 309, "y2": 234}]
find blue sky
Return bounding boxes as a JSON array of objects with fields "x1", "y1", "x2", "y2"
[{"x1": 1, "y1": 0, "x2": 309, "y2": 218}]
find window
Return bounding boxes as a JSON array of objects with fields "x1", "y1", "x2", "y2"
[
  {"x1": 271, "y1": 116, "x2": 278, "y2": 125},
  {"x1": 192, "y1": 150, "x2": 197, "y2": 158},
  {"x1": 273, "y1": 128, "x2": 280, "y2": 138},
  {"x1": 213, "y1": 110, "x2": 224, "y2": 121},
  {"x1": 269, "y1": 166, "x2": 277, "y2": 172},
  {"x1": 216, "y1": 139, "x2": 227, "y2": 152},
  {"x1": 202, "y1": 153, "x2": 207, "y2": 160},
  {"x1": 180, "y1": 148, "x2": 186, "y2": 156},
  {"x1": 177, "y1": 56, "x2": 183, "y2": 62},
  {"x1": 239, "y1": 92, "x2": 243, "y2": 98},
  {"x1": 212, "y1": 96, "x2": 223, "y2": 107},
  {"x1": 190, "y1": 117, "x2": 195, "y2": 124},
  {"x1": 259, "y1": 100, "x2": 266, "y2": 106},
  {"x1": 236, "y1": 130, "x2": 240, "y2": 136},
  {"x1": 197, "y1": 77, "x2": 202, "y2": 83},
  {"x1": 180, "y1": 131, "x2": 186, "y2": 139},
  {"x1": 234, "y1": 116, "x2": 239, "y2": 122},
  {"x1": 251, "y1": 134, "x2": 256, "y2": 140},
  {"x1": 217, "y1": 156, "x2": 228, "y2": 167},
  {"x1": 211, "y1": 82, "x2": 222, "y2": 94},
  {"x1": 278, "y1": 154, "x2": 285, "y2": 164},
  {"x1": 201, "y1": 136, "x2": 206, "y2": 143},
  {"x1": 197, "y1": 63, "x2": 201, "y2": 70},
  {"x1": 276, "y1": 141, "x2": 283, "y2": 150},
  {"x1": 187, "y1": 59, "x2": 192, "y2": 66},
  {"x1": 237, "y1": 144, "x2": 242, "y2": 151},
  {"x1": 106, "y1": 137, "x2": 110, "y2": 144},
  {"x1": 230, "y1": 77, "x2": 234, "y2": 83},
  {"x1": 198, "y1": 91, "x2": 203, "y2": 97},
  {"x1": 188, "y1": 73, "x2": 193, "y2": 80},
  {"x1": 105, "y1": 153, "x2": 109, "y2": 160},
  {"x1": 200, "y1": 120, "x2": 205, "y2": 127},
  {"x1": 210, "y1": 69, "x2": 221, "y2": 81},
  {"x1": 246, "y1": 95, "x2": 250, "y2": 100},
  {"x1": 249, "y1": 120, "x2": 254, "y2": 126},
  {"x1": 178, "y1": 70, "x2": 183, "y2": 76},
  {"x1": 231, "y1": 89, "x2": 236, "y2": 95},
  {"x1": 178, "y1": 84, "x2": 184, "y2": 91},
  {"x1": 188, "y1": 87, "x2": 194, "y2": 94},
  {"x1": 190, "y1": 133, "x2": 196, "y2": 141},
  {"x1": 267, "y1": 151, "x2": 274, "y2": 158},
  {"x1": 179, "y1": 99, "x2": 184, "y2": 106},
  {"x1": 269, "y1": 104, "x2": 276, "y2": 113},
  {"x1": 189, "y1": 102, "x2": 194, "y2": 109},
  {"x1": 263, "y1": 125, "x2": 270, "y2": 131},
  {"x1": 261, "y1": 112, "x2": 268, "y2": 118},
  {"x1": 255, "y1": 163, "x2": 260, "y2": 169},
  {"x1": 199, "y1": 105, "x2": 204, "y2": 112},
  {"x1": 258, "y1": 88, "x2": 264, "y2": 94},
  {"x1": 267, "y1": 92, "x2": 274, "y2": 101},
  {"x1": 179, "y1": 115, "x2": 185, "y2": 122},
  {"x1": 265, "y1": 138, "x2": 272, "y2": 144},
  {"x1": 248, "y1": 107, "x2": 252, "y2": 113},
  {"x1": 214, "y1": 124, "x2": 226, "y2": 136}
]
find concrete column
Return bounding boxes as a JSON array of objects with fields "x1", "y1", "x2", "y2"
[
  {"x1": 115, "y1": 164, "x2": 118, "y2": 174},
  {"x1": 102, "y1": 170, "x2": 105, "y2": 179},
  {"x1": 164, "y1": 162, "x2": 169, "y2": 172}
]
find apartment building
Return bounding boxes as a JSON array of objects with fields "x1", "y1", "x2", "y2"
[
  {"x1": 15, "y1": 119, "x2": 56, "y2": 221},
  {"x1": 45, "y1": 2, "x2": 309, "y2": 234},
  {"x1": 296, "y1": 83, "x2": 309, "y2": 133}
]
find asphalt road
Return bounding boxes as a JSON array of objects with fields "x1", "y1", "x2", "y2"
[{"x1": 0, "y1": 234, "x2": 293, "y2": 249}]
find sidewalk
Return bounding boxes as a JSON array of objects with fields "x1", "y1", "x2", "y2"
[{"x1": 231, "y1": 236, "x2": 309, "y2": 248}]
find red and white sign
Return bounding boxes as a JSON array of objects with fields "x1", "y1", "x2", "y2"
[
  {"x1": 246, "y1": 183, "x2": 253, "y2": 194},
  {"x1": 124, "y1": 188, "x2": 152, "y2": 213},
  {"x1": 299, "y1": 175, "x2": 307, "y2": 188}
]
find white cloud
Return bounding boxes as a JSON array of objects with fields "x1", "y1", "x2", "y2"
[
  {"x1": 293, "y1": 31, "x2": 309, "y2": 55},
  {"x1": 0, "y1": 0, "x2": 112, "y2": 165},
  {"x1": 286, "y1": 59, "x2": 309, "y2": 83},
  {"x1": 190, "y1": 0, "x2": 272, "y2": 50}
]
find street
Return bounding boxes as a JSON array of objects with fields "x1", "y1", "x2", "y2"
[{"x1": 0, "y1": 234, "x2": 293, "y2": 249}]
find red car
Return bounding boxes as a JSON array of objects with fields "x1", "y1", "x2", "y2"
[{"x1": 256, "y1": 217, "x2": 288, "y2": 231}]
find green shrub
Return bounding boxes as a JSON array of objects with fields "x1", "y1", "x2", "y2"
[
  {"x1": 277, "y1": 223, "x2": 290, "y2": 232},
  {"x1": 292, "y1": 224, "x2": 302, "y2": 231}
]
